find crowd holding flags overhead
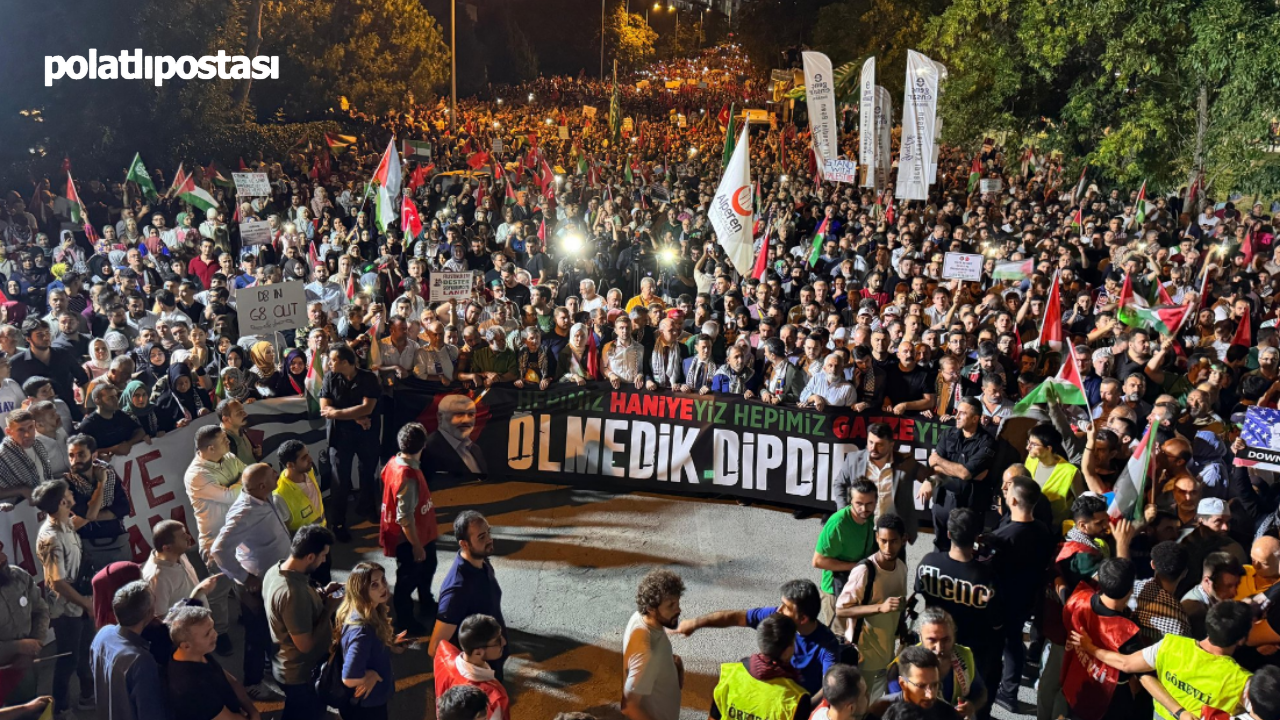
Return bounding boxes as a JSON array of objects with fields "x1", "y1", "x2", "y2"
[
  {"x1": 1013, "y1": 341, "x2": 1091, "y2": 416},
  {"x1": 1109, "y1": 424, "x2": 1156, "y2": 521}
]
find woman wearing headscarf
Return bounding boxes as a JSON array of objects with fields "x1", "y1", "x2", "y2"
[
  {"x1": 556, "y1": 323, "x2": 599, "y2": 386},
  {"x1": 248, "y1": 341, "x2": 280, "y2": 396},
  {"x1": 266, "y1": 349, "x2": 308, "y2": 397},
  {"x1": 136, "y1": 342, "x2": 170, "y2": 388},
  {"x1": 122, "y1": 379, "x2": 163, "y2": 439},
  {"x1": 154, "y1": 364, "x2": 209, "y2": 432},
  {"x1": 218, "y1": 365, "x2": 259, "y2": 405},
  {"x1": 54, "y1": 230, "x2": 88, "y2": 275},
  {"x1": 83, "y1": 338, "x2": 112, "y2": 381}
]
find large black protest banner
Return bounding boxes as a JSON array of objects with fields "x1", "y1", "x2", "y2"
[{"x1": 393, "y1": 382, "x2": 953, "y2": 511}]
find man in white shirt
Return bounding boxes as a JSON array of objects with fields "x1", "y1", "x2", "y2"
[
  {"x1": 183, "y1": 425, "x2": 244, "y2": 652},
  {"x1": 125, "y1": 294, "x2": 159, "y2": 332},
  {"x1": 622, "y1": 569, "x2": 685, "y2": 720},
  {"x1": 142, "y1": 520, "x2": 220, "y2": 641},
  {"x1": 304, "y1": 263, "x2": 347, "y2": 320},
  {"x1": 379, "y1": 317, "x2": 421, "y2": 378},
  {"x1": 580, "y1": 279, "x2": 606, "y2": 314},
  {"x1": 801, "y1": 354, "x2": 857, "y2": 410}
]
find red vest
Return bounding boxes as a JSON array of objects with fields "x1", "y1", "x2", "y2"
[
  {"x1": 433, "y1": 641, "x2": 510, "y2": 720},
  {"x1": 379, "y1": 458, "x2": 438, "y2": 556},
  {"x1": 1060, "y1": 584, "x2": 1139, "y2": 720}
]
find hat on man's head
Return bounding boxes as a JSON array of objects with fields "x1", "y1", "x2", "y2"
[{"x1": 1197, "y1": 498, "x2": 1230, "y2": 517}]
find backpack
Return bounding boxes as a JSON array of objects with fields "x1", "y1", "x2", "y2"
[{"x1": 313, "y1": 638, "x2": 352, "y2": 709}]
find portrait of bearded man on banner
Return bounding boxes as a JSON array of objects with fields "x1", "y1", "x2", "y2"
[{"x1": 425, "y1": 393, "x2": 489, "y2": 480}]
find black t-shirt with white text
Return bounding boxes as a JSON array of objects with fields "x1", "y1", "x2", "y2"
[{"x1": 915, "y1": 551, "x2": 1001, "y2": 650}]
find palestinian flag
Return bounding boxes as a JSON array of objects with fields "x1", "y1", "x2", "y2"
[
  {"x1": 326, "y1": 132, "x2": 356, "y2": 155},
  {"x1": 752, "y1": 216, "x2": 773, "y2": 281},
  {"x1": 754, "y1": 180, "x2": 763, "y2": 212},
  {"x1": 1131, "y1": 180, "x2": 1147, "y2": 228},
  {"x1": 205, "y1": 161, "x2": 233, "y2": 188},
  {"x1": 807, "y1": 217, "x2": 831, "y2": 266},
  {"x1": 1025, "y1": 273, "x2": 1063, "y2": 351},
  {"x1": 722, "y1": 103, "x2": 738, "y2": 169},
  {"x1": 1119, "y1": 303, "x2": 1191, "y2": 336},
  {"x1": 968, "y1": 156, "x2": 981, "y2": 194},
  {"x1": 1069, "y1": 205, "x2": 1084, "y2": 232},
  {"x1": 66, "y1": 172, "x2": 87, "y2": 225},
  {"x1": 1070, "y1": 166, "x2": 1088, "y2": 206},
  {"x1": 304, "y1": 350, "x2": 324, "y2": 416},
  {"x1": 402, "y1": 139, "x2": 432, "y2": 159},
  {"x1": 1013, "y1": 342, "x2": 1090, "y2": 415},
  {"x1": 126, "y1": 152, "x2": 159, "y2": 201},
  {"x1": 1020, "y1": 147, "x2": 1038, "y2": 178},
  {"x1": 374, "y1": 185, "x2": 397, "y2": 232},
  {"x1": 1109, "y1": 424, "x2": 1156, "y2": 521},
  {"x1": 577, "y1": 152, "x2": 588, "y2": 176},
  {"x1": 624, "y1": 156, "x2": 634, "y2": 184},
  {"x1": 173, "y1": 170, "x2": 219, "y2": 213},
  {"x1": 401, "y1": 195, "x2": 423, "y2": 241},
  {"x1": 168, "y1": 162, "x2": 187, "y2": 198},
  {"x1": 1148, "y1": 278, "x2": 1175, "y2": 307},
  {"x1": 371, "y1": 138, "x2": 401, "y2": 197},
  {"x1": 993, "y1": 258, "x2": 1034, "y2": 281}
]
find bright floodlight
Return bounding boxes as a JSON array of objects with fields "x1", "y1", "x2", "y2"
[
  {"x1": 561, "y1": 233, "x2": 585, "y2": 255},
  {"x1": 659, "y1": 248, "x2": 678, "y2": 266},
  {"x1": 528, "y1": 93, "x2": 535, "y2": 101}
]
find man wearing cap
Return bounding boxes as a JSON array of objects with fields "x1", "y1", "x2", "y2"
[{"x1": 1179, "y1": 498, "x2": 1248, "y2": 597}]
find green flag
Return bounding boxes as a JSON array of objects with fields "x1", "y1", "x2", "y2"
[
  {"x1": 722, "y1": 104, "x2": 737, "y2": 169},
  {"x1": 126, "y1": 153, "x2": 159, "y2": 201}
]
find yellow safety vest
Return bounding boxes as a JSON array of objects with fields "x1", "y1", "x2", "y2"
[
  {"x1": 1026, "y1": 455, "x2": 1079, "y2": 530},
  {"x1": 1152, "y1": 635, "x2": 1251, "y2": 720},
  {"x1": 712, "y1": 662, "x2": 807, "y2": 720},
  {"x1": 274, "y1": 469, "x2": 326, "y2": 533}
]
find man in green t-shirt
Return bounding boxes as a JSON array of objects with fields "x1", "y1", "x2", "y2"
[{"x1": 813, "y1": 478, "x2": 878, "y2": 637}]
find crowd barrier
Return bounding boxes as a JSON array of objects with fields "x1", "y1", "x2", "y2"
[{"x1": 0, "y1": 387, "x2": 960, "y2": 580}]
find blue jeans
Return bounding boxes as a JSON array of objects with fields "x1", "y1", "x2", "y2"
[{"x1": 282, "y1": 681, "x2": 323, "y2": 720}]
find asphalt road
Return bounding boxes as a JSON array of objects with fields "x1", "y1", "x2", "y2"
[{"x1": 43, "y1": 479, "x2": 1040, "y2": 719}]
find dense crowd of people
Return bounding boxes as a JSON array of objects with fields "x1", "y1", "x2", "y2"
[{"x1": 2, "y1": 40, "x2": 1280, "y2": 720}]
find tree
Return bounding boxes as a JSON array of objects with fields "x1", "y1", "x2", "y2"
[
  {"x1": 923, "y1": 0, "x2": 1280, "y2": 195},
  {"x1": 258, "y1": 0, "x2": 449, "y2": 119},
  {"x1": 813, "y1": 0, "x2": 944, "y2": 104},
  {"x1": 604, "y1": 1, "x2": 657, "y2": 70}
]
